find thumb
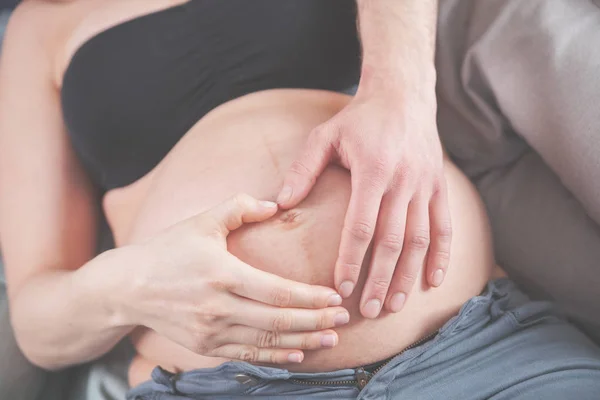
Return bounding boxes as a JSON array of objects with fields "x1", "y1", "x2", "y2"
[
  {"x1": 204, "y1": 193, "x2": 278, "y2": 237},
  {"x1": 277, "y1": 123, "x2": 336, "y2": 209}
]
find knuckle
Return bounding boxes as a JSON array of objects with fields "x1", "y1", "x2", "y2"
[
  {"x1": 300, "y1": 334, "x2": 311, "y2": 349},
  {"x1": 433, "y1": 246, "x2": 451, "y2": 266},
  {"x1": 369, "y1": 157, "x2": 393, "y2": 177},
  {"x1": 196, "y1": 303, "x2": 230, "y2": 324},
  {"x1": 379, "y1": 233, "x2": 404, "y2": 253},
  {"x1": 310, "y1": 292, "x2": 323, "y2": 309},
  {"x1": 269, "y1": 287, "x2": 293, "y2": 308},
  {"x1": 346, "y1": 221, "x2": 375, "y2": 242},
  {"x1": 408, "y1": 229, "x2": 430, "y2": 251},
  {"x1": 418, "y1": 166, "x2": 434, "y2": 180},
  {"x1": 435, "y1": 222, "x2": 453, "y2": 242},
  {"x1": 315, "y1": 311, "x2": 330, "y2": 330},
  {"x1": 369, "y1": 277, "x2": 391, "y2": 296},
  {"x1": 289, "y1": 159, "x2": 314, "y2": 178},
  {"x1": 432, "y1": 174, "x2": 447, "y2": 192},
  {"x1": 257, "y1": 330, "x2": 281, "y2": 348},
  {"x1": 237, "y1": 346, "x2": 259, "y2": 363},
  {"x1": 396, "y1": 164, "x2": 414, "y2": 184},
  {"x1": 233, "y1": 192, "x2": 253, "y2": 204},
  {"x1": 208, "y1": 277, "x2": 238, "y2": 293},
  {"x1": 269, "y1": 351, "x2": 279, "y2": 364},
  {"x1": 366, "y1": 166, "x2": 391, "y2": 189},
  {"x1": 232, "y1": 193, "x2": 253, "y2": 211},
  {"x1": 189, "y1": 318, "x2": 206, "y2": 333},
  {"x1": 271, "y1": 312, "x2": 293, "y2": 332},
  {"x1": 397, "y1": 270, "x2": 418, "y2": 289},
  {"x1": 338, "y1": 260, "x2": 362, "y2": 278}
]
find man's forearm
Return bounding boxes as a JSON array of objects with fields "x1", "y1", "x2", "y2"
[{"x1": 356, "y1": 0, "x2": 438, "y2": 90}]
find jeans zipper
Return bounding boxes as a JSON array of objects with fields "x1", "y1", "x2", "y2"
[{"x1": 288, "y1": 329, "x2": 439, "y2": 390}]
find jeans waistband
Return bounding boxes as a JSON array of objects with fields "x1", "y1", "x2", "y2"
[{"x1": 128, "y1": 278, "x2": 525, "y2": 399}]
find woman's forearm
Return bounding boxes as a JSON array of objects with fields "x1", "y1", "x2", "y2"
[
  {"x1": 356, "y1": 0, "x2": 438, "y2": 91},
  {"x1": 9, "y1": 248, "x2": 135, "y2": 370}
]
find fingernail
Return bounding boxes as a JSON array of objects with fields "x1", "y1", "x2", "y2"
[
  {"x1": 259, "y1": 200, "x2": 278, "y2": 210},
  {"x1": 363, "y1": 299, "x2": 381, "y2": 319},
  {"x1": 432, "y1": 269, "x2": 444, "y2": 287},
  {"x1": 287, "y1": 353, "x2": 303, "y2": 363},
  {"x1": 320, "y1": 334, "x2": 337, "y2": 347},
  {"x1": 327, "y1": 294, "x2": 343, "y2": 307},
  {"x1": 389, "y1": 292, "x2": 406, "y2": 313},
  {"x1": 338, "y1": 281, "x2": 355, "y2": 298},
  {"x1": 277, "y1": 186, "x2": 293, "y2": 204},
  {"x1": 334, "y1": 312, "x2": 350, "y2": 327}
]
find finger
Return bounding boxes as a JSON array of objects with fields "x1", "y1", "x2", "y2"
[
  {"x1": 231, "y1": 258, "x2": 343, "y2": 309},
  {"x1": 360, "y1": 188, "x2": 411, "y2": 319},
  {"x1": 385, "y1": 193, "x2": 431, "y2": 313},
  {"x1": 231, "y1": 298, "x2": 350, "y2": 332},
  {"x1": 335, "y1": 168, "x2": 387, "y2": 298},
  {"x1": 426, "y1": 181, "x2": 452, "y2": 287},
  {"x1": 277, "y1": 123, "x2": 337, "y2": 209},
  {"x1": 220, "y1": 326, "x2": 339, "y2": 350},
  {"x1": 205, "y1": 193, "x2": 278, "y2": 236},
  {"x1": 210, "y1": 344, "x2": 305, "y2": 364}
]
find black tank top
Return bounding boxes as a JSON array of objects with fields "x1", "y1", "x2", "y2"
[{"x1": 61, "y1": 0, "x2": 361, "y2": 191}]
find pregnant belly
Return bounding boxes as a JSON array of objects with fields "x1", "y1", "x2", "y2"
[{"x1": 103, "y1": 89, "x2": 496, "y2": 387}]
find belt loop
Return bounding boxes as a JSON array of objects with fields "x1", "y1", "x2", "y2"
[{"x1": 152, "y1": 366, "x2": 181, "y2": 395}]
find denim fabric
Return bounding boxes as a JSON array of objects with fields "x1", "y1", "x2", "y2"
[{"x1": 127, "y1": 279, "x2": 600, "y2": 399}]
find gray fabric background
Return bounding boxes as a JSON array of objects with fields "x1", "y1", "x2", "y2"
[
  {"x1": 1, "y1": 0, "x2": 600, "y2": 398},
  {"x1": 437, "y1": 0, "x2": 600, "y2": 342}
]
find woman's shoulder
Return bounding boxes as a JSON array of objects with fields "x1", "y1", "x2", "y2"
[
  {"x1": 8, "y1": 0, "x2": 76, "y2": 35},
  {"x1": 4, "y1": 0, "x2": 92, "y2": 87}
]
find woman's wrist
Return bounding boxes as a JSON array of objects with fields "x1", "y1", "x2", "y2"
[
  {"x1": 10, "y1": 250, "x2": 138, "y2": 369},
  {"x1": 75, "y1": 246, "x2": 140, "y2": 331}
]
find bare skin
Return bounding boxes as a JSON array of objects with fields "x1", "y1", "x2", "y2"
[
  {"x1": 281, "y1": 0, "x2": 448, "y2": 319},
  {"x1": 0, "y1": 0, "x2": 500, "y2": 387},
  {"x1": 1, "y1": 0, "x2": 345, "y2": 371},
  {"x1": 102, "y1": 89, "x2": 499, "y2": 387}
]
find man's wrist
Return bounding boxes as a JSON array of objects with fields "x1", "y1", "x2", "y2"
[
  {"x1": 355, "y1": 0, "x2": 438, "y2": 98},
  {"x1": 358, "y1": 61, "x2": 436, "y2": 100}
]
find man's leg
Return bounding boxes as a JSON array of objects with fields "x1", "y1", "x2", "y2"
[
  {"x1": 371, "y1": 280, "x2": 600, "y2": 399},
  {"x1": 436, "y1": 0, "x2": 600, "y2": 341}
]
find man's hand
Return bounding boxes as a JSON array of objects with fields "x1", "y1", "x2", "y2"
[
  {"x1": 277, "y1": 85, "x2": 450, "y2": 319},
  {"x1": 278, "y1": 0, "x2": 449, "y2": 319}
]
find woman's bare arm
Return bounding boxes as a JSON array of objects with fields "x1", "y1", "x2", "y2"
[
  {"x1": 0, "y1": 2, "x2": 133, "y2": 370},
  {"x1": 0, "y1": 3, "x2": 350, "y2": 371}
]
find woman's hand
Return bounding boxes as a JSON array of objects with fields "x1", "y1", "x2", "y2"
[
  {"x1": 278, "y1": 82, "x2": 451, "y2": 319},
  {"x1": 120, "y1": 194, "x2": 349, "y2": 364}
]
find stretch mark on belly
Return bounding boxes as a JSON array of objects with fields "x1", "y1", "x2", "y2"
[{"x1": 262, "y1": 136, "x2": 281, "y2": 174}]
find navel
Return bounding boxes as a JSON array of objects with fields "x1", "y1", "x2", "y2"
[{"x1": 277, "y1": 209, "x2": 304, "y2": 228}]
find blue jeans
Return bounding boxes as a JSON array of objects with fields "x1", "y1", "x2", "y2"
[{"x1": 127, "y1": 279, "x2": 600, "y2": 399}]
